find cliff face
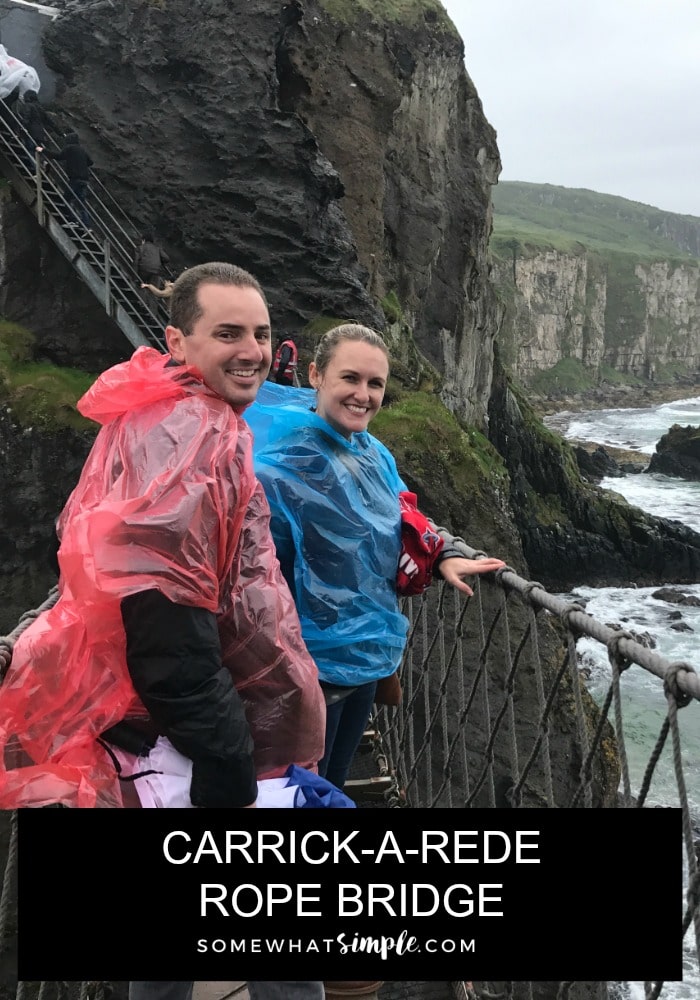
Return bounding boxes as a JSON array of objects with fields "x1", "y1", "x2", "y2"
[
  {"x1": 488, "y1": 354, "x2": 700, "y2": 590},
  {"x1": 0, "y1": 410, "x2": 94, "y2": 634},
  {"x1": 0, "y1": 190, "x2": 129, "y2": 373},
  {"x1": 491, "y1": 182, "x2": 700, "y2": 384},
  {"x1": 38, "y1": 0, "x2": 501, "y2": 425},
  {"x1": 284, "y1": 7, "x2": 501, "y2": 420},
  {"x1": 494, "y1": 249, "x2": 700, "y2": 381}
]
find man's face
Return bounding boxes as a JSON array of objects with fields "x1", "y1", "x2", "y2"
[{"x1": 165, "y1": 283, "x2": 272, "y2": 408}]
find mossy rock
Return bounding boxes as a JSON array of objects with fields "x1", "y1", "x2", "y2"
[
  {"x1": 373, "y1": 391, "x2": 509, "y2": 499},
  {"x1": 0, "y1": 319, "x2": 95, "y2": 431}
]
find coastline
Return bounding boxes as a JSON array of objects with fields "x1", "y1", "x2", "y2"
[
  {"x1": 530, "y1": 374, "x2": 700, "y2": 419},
  {"x1": 532, "y1": 375, "x2": 700, "y2": 468}
]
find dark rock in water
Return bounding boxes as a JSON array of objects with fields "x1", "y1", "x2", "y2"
[
  {"x1": 652, "y1": 587, "x2": 700, "y2": 606},
  {"x1": 488, "y1": 361, "x2": 700, "y2": 590},
  {"x1": 670, "y1": 621, "x2": 694, "y2": 632},
  {"x1": 574, "y1": 444, "x2": 624, "y2": 483},
  {"x1": 647, "y1": 423, "x2": 700, "y2": 480},
  {"x1": 668, "y1": 609, "x2": 683, "y2": 619}
]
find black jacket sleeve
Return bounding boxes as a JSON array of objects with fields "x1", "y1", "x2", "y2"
[{"x1": 120, "y1": 588, "x2": 257, "y2": 807}]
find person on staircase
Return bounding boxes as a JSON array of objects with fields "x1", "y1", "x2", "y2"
[
  {"x1": 141, "y1": 278, "x2": 174, "y2": 299},
  {"x1": 247, "y1": 323, "x2": 506, "y2": 792},
  {"x1": 38, "y1": 131, "x2": 93, "y2": 229},
  {"x1": 136, "y1": 228, "x2": 171, "y2": 289},
  {"x1": 15, "y1": 89, "x2": 53, "y2": 166},
  {"x1": 0, "y1": 261, "x2": 325, "y2": 809}
]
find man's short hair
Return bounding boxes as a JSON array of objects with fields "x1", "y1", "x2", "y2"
[{"x1": 169, "y1": 262, "x2": 267, "y2": 335}]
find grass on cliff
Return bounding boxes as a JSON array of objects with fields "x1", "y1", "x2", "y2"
[
  {"x1": 491, "y1": 181, "x2": 700, "y2": 262},
  {"x1": 525, "y1": 357, "x2": 648, "y2": 396},
  {"x1": 317, "y1": 0, "x2": 457, "y2": 33},
  {"x1": 0, "y1": 320, "x2": 95, "y2": 431},
  {"x1": 372, "y1": 392, "x2": 509, "y2": 495}
]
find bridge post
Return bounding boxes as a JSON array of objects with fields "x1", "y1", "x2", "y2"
[
  {"x1": 104, "y1": 238, "x2": 111, "y2": 316},
  {"x1": 35, "y1": 151, "x2": 44, "y2": 226}
]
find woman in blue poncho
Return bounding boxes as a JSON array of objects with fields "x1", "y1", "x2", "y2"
[{"x1": 247, "y1": 324, "x2": 505, "y2": 789}]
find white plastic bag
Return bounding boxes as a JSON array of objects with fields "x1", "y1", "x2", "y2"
[
  {"x1": 0, "y1": 45, "x2": 41, "y2": 100},
  {"x1": 107, "y1": 736, "x2": 305, "y2": 808}
]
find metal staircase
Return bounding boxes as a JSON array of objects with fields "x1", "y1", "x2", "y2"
[{"x1": 0, "y1": 103, "x2": 171, "y2": 352}]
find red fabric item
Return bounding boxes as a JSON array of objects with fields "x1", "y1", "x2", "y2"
[
  {"x1": 271, "y1": 338, "x2": 298, "y2": 377},
  {"x1": 0, "y1": 347, "x2": 325, "y2": 808},
  {"x1": 396, "y1": 491, "x2": 444, "y2": 596}
]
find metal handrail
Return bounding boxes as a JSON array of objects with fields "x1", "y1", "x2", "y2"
[
  {"x1": 41, "y1": 119, "x2": 144, "y2": 262},
  {"x1": 0, "y1": 104, "x2": 170, "y2": 348},
  {"x1": 38, "y1": 119, "x2": 173, "y2": 316},
  {"x1": 45, "y1": 124, "x2": 177, "y2": 282}
]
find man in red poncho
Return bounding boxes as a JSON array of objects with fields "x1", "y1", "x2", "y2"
[{"x1": 0, "y1": 262, "x2": 326, "y2": 808}]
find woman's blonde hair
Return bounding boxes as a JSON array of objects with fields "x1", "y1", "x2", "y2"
[{"x1": 313, "y1": 323, "x2": 389, "y2": 375}]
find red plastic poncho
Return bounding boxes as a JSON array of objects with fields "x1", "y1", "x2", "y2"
[{"x1": 0, "y1": 347, "x2": 325, "y2": 807}]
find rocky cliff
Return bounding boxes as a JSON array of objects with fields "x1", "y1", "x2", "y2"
[
  {"x1": 0, "y1": 408, "x2": 93, "y2": 634},
  {"x1": 37, "y1": 0, "x2": 501, "y2": 425},
  {"x1": 647, "y1": 423, "x2": 700, "y2": 480},
  {"x1": 488, "y1": 353, "x2": 700, "y2": 590},
  {"x1": 492, "y1": 182, "x2": 700, "y2": 385},
  {"x1": 0, "y1": 187, "x2": 129, "y2": 372},
  {"x1": 494, "y1": 247, "x2": 700, "y2": 382}
]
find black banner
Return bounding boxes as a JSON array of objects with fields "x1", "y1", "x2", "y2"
[{"x1": 18, "y1": 807, "x2": 683, "y2": 981}]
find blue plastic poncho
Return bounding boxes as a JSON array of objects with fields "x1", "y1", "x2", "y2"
[{"x1": 246, "y1": 382, "x2": 409, "y2": 687}]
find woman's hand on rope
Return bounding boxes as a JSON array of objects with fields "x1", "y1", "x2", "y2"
[{"x1": 437, "y1": 555, "x2": 506, "y2": 597}]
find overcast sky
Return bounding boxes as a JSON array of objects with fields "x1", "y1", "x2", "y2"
[{"x1": 442, "y1": 0, "x2": 700, "y2": 217}]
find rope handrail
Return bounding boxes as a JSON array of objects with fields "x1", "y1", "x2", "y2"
[{"x1": 440, "y1": 532, "x2": 700, "y2": 701}]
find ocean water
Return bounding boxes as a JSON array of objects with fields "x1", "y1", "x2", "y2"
[{"x1": 544, "y1": 396, "x2": 700, "y2": 1000}]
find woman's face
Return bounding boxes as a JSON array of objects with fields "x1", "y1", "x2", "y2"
[{"x1": 309, "y1": 340, "x2": 389, "y2": 438}]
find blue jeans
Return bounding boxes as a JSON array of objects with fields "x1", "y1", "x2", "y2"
[
  {"x1": 66, "y1": 177, "x2": 90, "y2": 227},
  {"x1": 318, "y1": 680, "x2": 377, "y2": 789},
  {"x1": 129, "y1": 984, "x2": 324, "y2": 1000},
  {"x1": 23, "y1": 137, "x2": 39, "y2": 170}
]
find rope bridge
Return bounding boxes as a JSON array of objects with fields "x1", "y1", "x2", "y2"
[{"x1": 1, "y1": 545, "x2": 699, "y2": 1000}]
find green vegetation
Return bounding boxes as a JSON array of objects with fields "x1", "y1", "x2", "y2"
[
  {"x1": 372, "y1": 392, "x2": 509, "y2": 495},
  {"x1": 598, "y1": 363, "x2": 643, "y2": 386},
  {"x1": 491, "y1": 228, "x2": 589, "y2": 261},
  {"x1": 654, "y1": 360, "x2": 694, "y2": 380},
  {"x1": 508, "y1": 378, "x2": 581, "y2": 482},
  {"x1": 317, "y1": 0, "x2": 456, "y2": 32},
  {"x1": 492, "y1": 181, "x2": 700, "y2": 261},
  {"x1": 525, "y1": 353, "x2": 649, "y2": 399},
  {"x1": 527, "y1": 357, "x2": 600, "y2": 396},
  {"x1": 381, "y1": 290, "x2": 403, "y2": 325},
  {"x1": 0, "y1": 320, "x2": 95, "y2": 430},
  {"x1": 603, "y1": 253, "x2": 647, "y2": 344}
]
